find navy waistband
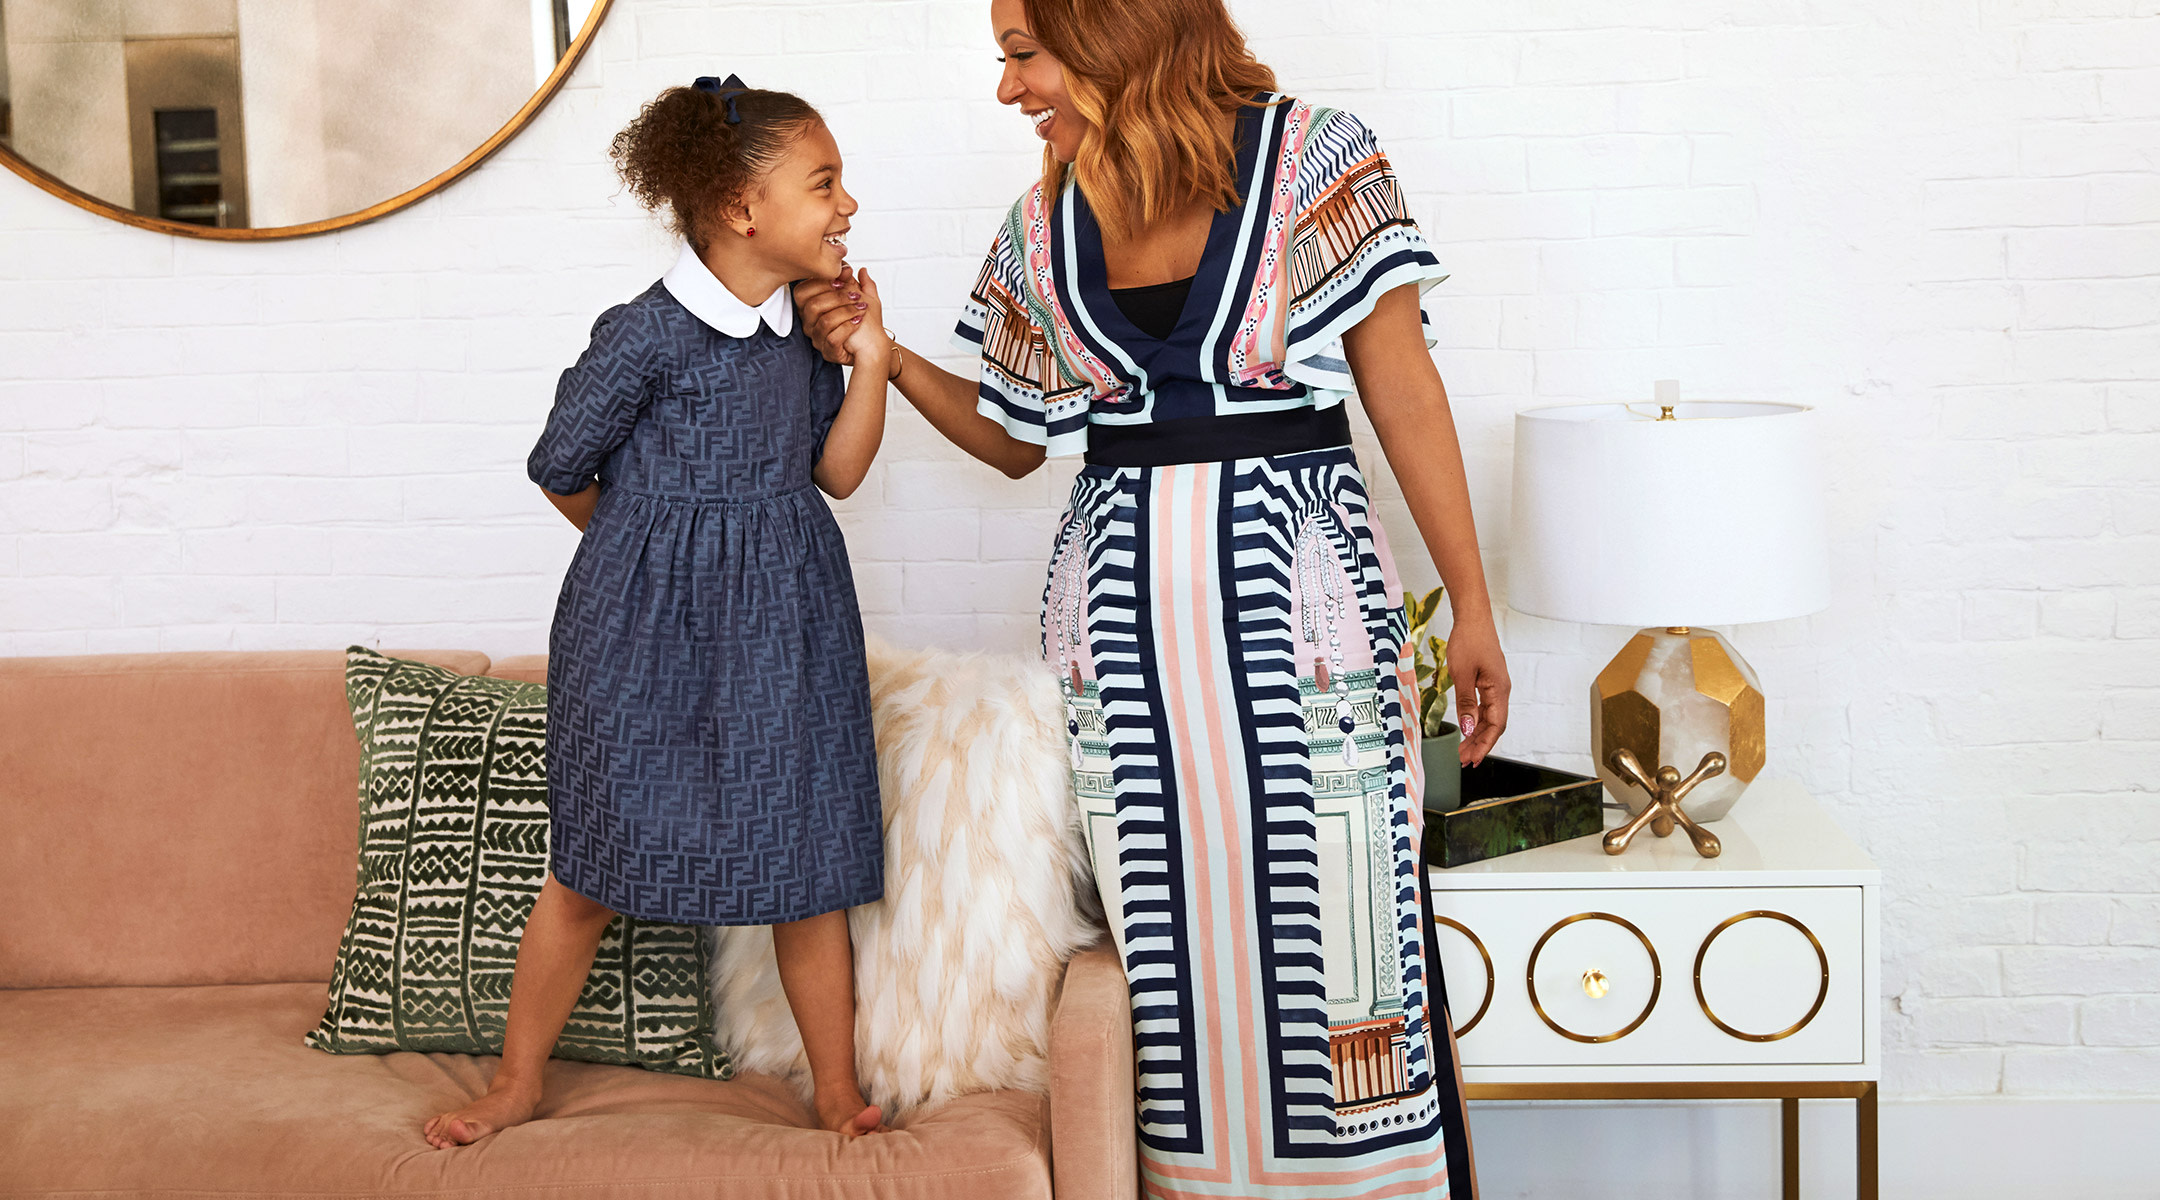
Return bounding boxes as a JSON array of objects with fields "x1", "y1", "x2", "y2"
[{"x1": 1083, "y1": 404, "x2": 1353, "y2": 468}]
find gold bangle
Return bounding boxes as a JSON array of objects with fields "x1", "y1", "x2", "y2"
[{"x1": 884, "y1": 329, "x2": 904, "y2": 382}]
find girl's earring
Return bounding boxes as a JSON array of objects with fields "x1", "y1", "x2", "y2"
[{"x1": 745, "y1": 226, "x2": 756, "y2": 237}]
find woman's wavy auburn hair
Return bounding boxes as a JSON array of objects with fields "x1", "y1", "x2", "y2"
[{"x1": 1023, "y1": 0, "x2": 1277, "y2": 240}]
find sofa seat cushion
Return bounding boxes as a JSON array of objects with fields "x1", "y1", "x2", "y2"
[{"x1": 0, "y1": 983, "x2": 1050, "y2": 1199}]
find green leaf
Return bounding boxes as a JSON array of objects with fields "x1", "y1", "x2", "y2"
[
  {"x1": 1402, "y1": 585, "x2": 1446, "y2": 644},
  {"x1": 1427, "y1": 636, "x2": 1452, "y2": 696}
]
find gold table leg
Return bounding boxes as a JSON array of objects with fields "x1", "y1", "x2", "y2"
[
  {"x1": 1781, "y1": 1097, "x2": 1800, "y2": 1200},
  {"x1": 1857, "y1": 1082, "x2": 1878, "y2": 1200},
  {"x1": 1462, "y1": 1081, "x2": 1878, "y2": 1197}
]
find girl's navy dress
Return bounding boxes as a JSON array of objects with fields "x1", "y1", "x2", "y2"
[{"x1": 528, "y1": 254, "x2": 882, "y2": 926}]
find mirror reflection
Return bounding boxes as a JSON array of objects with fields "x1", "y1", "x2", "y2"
[{"x1": 0, "y1": 0, "x2": 602, "y2": 231}]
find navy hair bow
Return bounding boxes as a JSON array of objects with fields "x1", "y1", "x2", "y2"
[{"x1": 692, "y1": 73, "x2": 748, "y2": 124}]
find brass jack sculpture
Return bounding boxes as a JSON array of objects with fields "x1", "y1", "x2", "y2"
[{"x1": 1602, "y1": 748, "x2": 1726, "y2": 858}]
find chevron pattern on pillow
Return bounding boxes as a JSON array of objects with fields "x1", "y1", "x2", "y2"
[{"x1": 306, "y1": 646, "x2": 729, "y2": 1080}]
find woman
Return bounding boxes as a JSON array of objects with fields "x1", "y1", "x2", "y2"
[{"x1": 799, "y1": 1, "x2": 1507, "y2": 1194}]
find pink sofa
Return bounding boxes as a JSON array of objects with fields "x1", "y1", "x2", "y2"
[{"x1": 0, "y1": 650, "x2": 1136, "y2": 1200}]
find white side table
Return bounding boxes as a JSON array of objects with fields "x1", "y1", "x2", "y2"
[{"x1": 1429, "y1": 780, "x2": 1881, "y2": 1199}]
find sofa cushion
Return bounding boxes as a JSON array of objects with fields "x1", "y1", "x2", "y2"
[
  {"x1": 489, "y1": 654, "x2": 548, "y2": 684},
  {"x1": 0, "y1": 649, "x2": 487, "y2": 989},
  {"x1": 308, "y1": 648, "x2": 726, "y2": 1080},
  {"x1": 0, "y1": 983, "x2": 1050, "y2": 1199}
]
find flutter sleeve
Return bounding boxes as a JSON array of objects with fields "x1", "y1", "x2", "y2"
[
  {"x1": 1277, "y1": 107, "x2": 1451, "y2": 404},
  {"x1": 527, "y1": 304, "x2": 655, "y2": 495},
  {"x1": 951, "y1": 204, "x2": 1092, "y2": 458}
]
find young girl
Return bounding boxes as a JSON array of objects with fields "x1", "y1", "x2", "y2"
[{"x1": 425, "y1": 76, "x2": 897, "y2": 1147}]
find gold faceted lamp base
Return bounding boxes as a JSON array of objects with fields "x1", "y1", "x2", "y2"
[{"x1": 1591, "y1": 627, "x2": 1766, "y2": 828}]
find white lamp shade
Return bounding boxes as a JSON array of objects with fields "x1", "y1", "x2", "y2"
[{"x1": 1508, "y1": 401, "x2": 1830, "y2": 628}]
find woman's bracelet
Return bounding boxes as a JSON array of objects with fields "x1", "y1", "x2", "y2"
[{"x1": 884, "y1": 329, "x2": 904, "y2": 382}]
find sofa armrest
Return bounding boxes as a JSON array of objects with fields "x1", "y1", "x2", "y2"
[{"x1": 1049, "y1": 941, "x2": 1137, "y2": 1200}]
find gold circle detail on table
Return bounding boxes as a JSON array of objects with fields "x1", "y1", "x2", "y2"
[
  {"x1": 1526, "y1": 912, "x2": 1661, "y2": 1044},
  {"x1": 1693, "y1": 909, "x2": 1830, "y2": 1043},
  {"x1": 0, "y1": 0, "x2": 616, "y2": 241},
  {"x1": 1431, "y1": 915, "x2": 1495, "y2": 1038}
]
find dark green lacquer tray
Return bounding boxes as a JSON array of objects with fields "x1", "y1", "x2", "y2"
[{"x1": 1423, "y1": 755, "x2": 1605, "y2": 869}]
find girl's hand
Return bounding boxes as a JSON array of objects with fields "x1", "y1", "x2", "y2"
[
  {"x1": 1445, "y1": 613, "x2": 1510, "y2": 766},
  {"x1": 541, "y1": 483, "x2": 600, "y2": 532},
  {"x1": 794, "y1": 268, "x2": 863, "y2": 366},
  {"x1": 840, "y1": 269, "x2": 892, "y2": 375}
]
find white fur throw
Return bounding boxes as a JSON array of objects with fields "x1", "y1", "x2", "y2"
[{"x1": 708, "y1": 638, "x2": 1103, "y2": 1116}]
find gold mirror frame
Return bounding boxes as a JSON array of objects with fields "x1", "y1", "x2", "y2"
[{"x1": 0, "y1": 0, "x2": 615, "y2": 241}]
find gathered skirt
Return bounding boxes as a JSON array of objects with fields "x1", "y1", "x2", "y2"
[
  {"x1": 545, "y1": 484, "x2": 883, "y2": 926},
  {"x1": 1047, "y1": 446, "x2": 1476, "y2": 1199}
]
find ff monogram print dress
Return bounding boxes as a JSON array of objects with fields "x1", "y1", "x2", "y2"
[
  {"x1": 528, "y1": 247, "x2": 883, "y2": 927},
  {"x1": 955, "y1": 96, "x2": 1476, "y2": 1199}
]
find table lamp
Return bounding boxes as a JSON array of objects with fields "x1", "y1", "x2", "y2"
[{"x1": 1508, "y1": 383, "x2": 1830, "y2": 857}]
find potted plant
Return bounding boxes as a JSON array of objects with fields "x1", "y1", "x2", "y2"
[{"x1": 1403, "y1": 585, "x2": 1462, "y2": 811}]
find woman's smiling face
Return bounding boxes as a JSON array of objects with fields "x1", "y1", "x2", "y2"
[{"x1": 991, "y1": 0, "x2": 1083, "y2": 164}]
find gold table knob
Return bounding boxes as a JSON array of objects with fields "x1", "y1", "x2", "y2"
[{"x1": 1582, "y1": 969, "x2": 1611, "y2": 1000}]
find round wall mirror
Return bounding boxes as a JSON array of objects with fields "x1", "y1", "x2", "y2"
[{"x1": 0, "y1": 0, "x2": 614, "y2": 239}]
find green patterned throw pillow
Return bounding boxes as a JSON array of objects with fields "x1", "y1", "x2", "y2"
[{"x1": 307, "y1": 647, "x2": 730, "y2": 1080}]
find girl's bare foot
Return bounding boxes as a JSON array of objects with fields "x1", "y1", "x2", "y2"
[
  {"x1": 814, "y1": 1086, "x2": 886, "y2": 1137},
  {"x1": 422, "y1": 1080, "x2": 541, "y2": 1149}
]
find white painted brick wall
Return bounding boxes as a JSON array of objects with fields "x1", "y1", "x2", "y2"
[{"x1": 3, "y1": 0, "x2": 2156, "y2": 1108}]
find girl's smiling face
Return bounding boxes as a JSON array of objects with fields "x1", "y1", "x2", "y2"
[
  {"x1": 991, "y1": 0, "x2": 1084, "y2": 164},
  {"x1": 735, "y1": 120, "x2": 857, "y2": 281}
]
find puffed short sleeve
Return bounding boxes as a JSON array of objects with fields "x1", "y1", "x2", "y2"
[
  {"x1": 951, "y1": 209, "x2": 1091, "y2": 458},
  {"x1": 527, "y1": 304, "x2": 655, "y2": 495},
  {"x1": 1277, "y1": 108, "x2": 1450, "y2": 404}
]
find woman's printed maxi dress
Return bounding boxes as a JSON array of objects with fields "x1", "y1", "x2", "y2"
[{"x1": 955, "y1": 96, "x2": 1476, "y2": 1199}]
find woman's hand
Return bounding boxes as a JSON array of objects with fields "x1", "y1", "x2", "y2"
[
  {"x1": 793, "y1": 268, "x2": 1045, "y2": 480},
  {"x1": 839, "y1": 269, "x2": 891, "y2": 374},
  {"x1": 1442, "y1": 612, "x2": 1510, "y2": 765},
  {"x1": 794, "y1": 268, "x2": 863, "y2": 366}
]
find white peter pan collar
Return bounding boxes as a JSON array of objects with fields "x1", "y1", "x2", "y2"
[{"x1": 661, "y1": 243, "x2": 794, "y2": 338}]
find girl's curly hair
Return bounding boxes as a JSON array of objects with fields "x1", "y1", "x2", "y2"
[{"x1": 610, "y1": 85, "x2": 823, "y2": 251}]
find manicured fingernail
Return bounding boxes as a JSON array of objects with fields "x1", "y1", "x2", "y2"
[
  {"x1": 851, "y1": 316, "x2": 861, "y2": 324},
  {"x1": 848, "y1": 292, "x2": 859, "y2": 299},
  {"x1": 832, "y1": 280, "x2": 844, "y2": 288},
  {"x1": 855, "y1": 303, "x2": 866, "y2": 310}
]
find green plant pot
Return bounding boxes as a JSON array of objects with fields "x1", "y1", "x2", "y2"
[{"x1": 1420, "y1": 721, "x2": 1463, "y2": 812}]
